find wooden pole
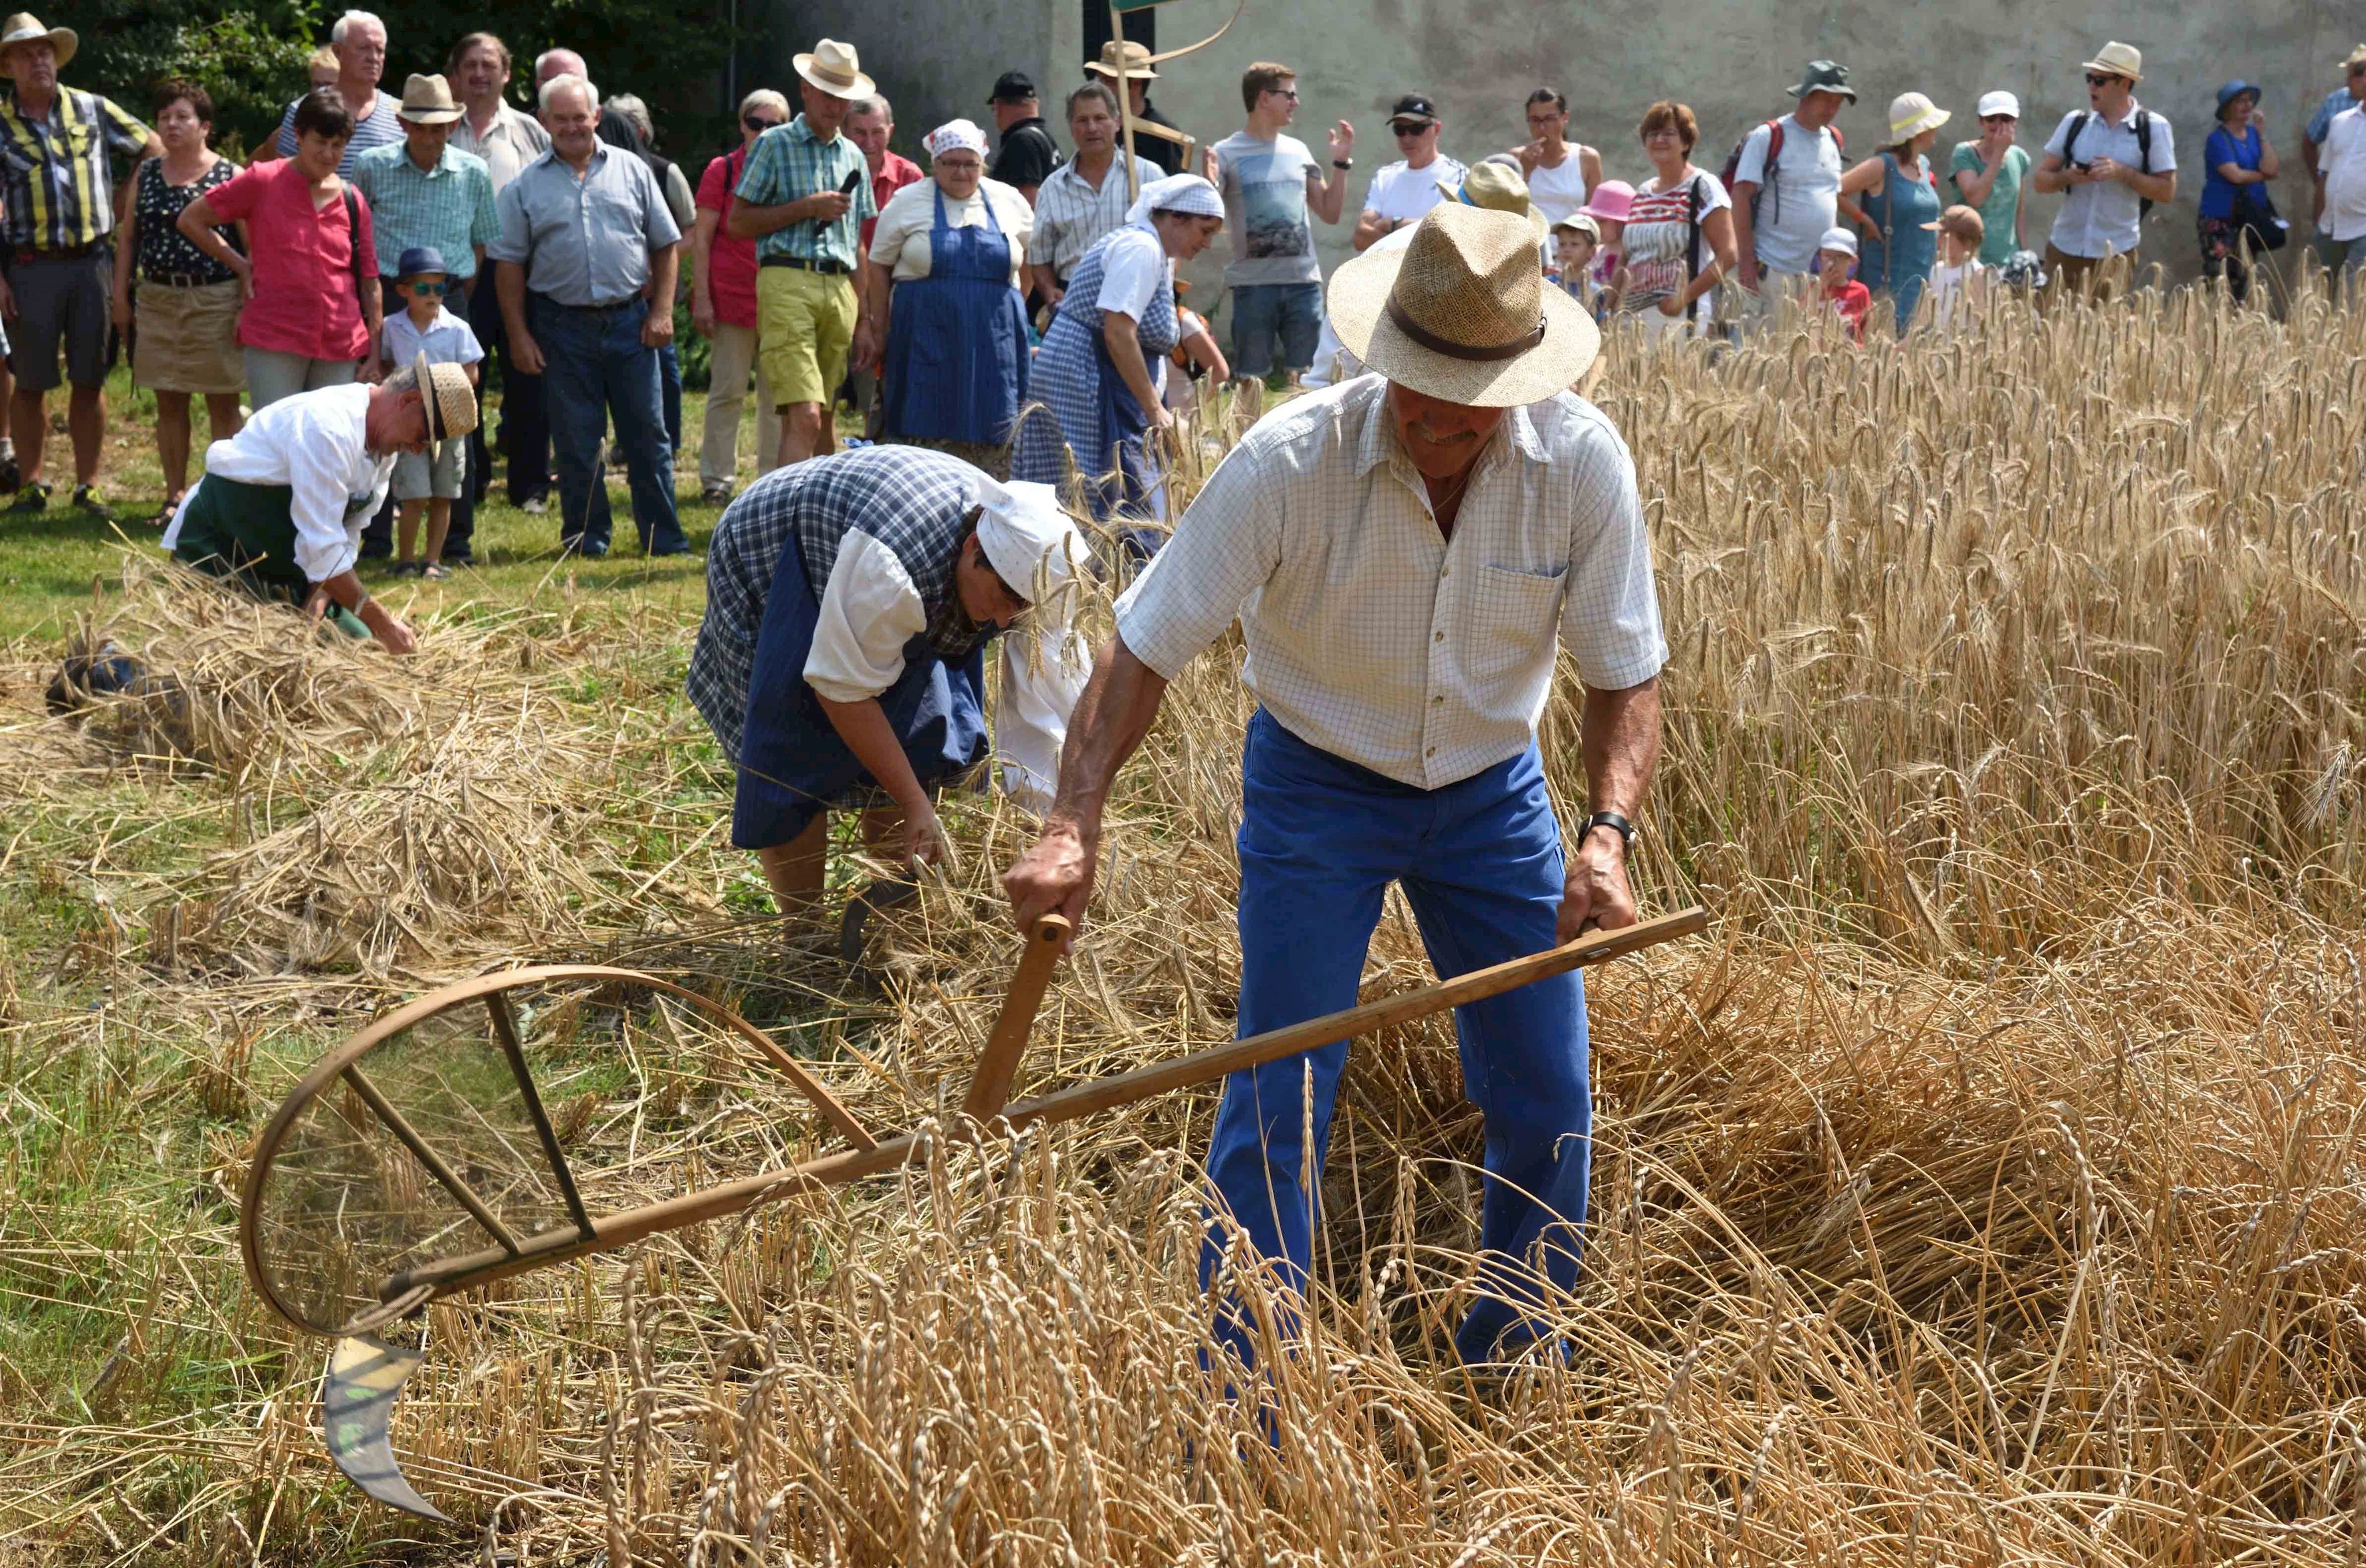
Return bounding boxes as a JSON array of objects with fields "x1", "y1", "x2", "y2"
[
  {"x1": 370, "y1": 907, "x2": 1708, "y2": 1312},
  {"x1": 961, "y1": 914, "x2": 1072, "y2": 1121},
  {"x1": 1111, "y1": 5, "x2": 1143, "y2": 203}
]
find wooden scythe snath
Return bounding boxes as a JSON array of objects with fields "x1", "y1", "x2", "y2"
[
  {"x1": 1110, "y1": 0, "x2": 1247, "y2": 200},
  {"x1": 241, "y1": 902, "x2": 1709, "y2": 1521}
]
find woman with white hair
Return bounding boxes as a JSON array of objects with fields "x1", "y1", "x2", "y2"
[
  {"x1": 1011, "y1": 173, "x2": 1223, "y2": 531},
  {"x1": 866, "y1": 118, "x2": 1036, "y2": 471}
]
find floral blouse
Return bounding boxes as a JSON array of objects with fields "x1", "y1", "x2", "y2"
[{"x1": 135, "y1": 156, "x2": 242, "y2": 284}]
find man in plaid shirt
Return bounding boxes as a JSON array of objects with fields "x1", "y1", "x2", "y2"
[
  {"x1": 729, "y1": 37, "x2": 880, "y2": 472},
  {"x1": 0, "y1": 13, "x2": 159, "y2": 515}
]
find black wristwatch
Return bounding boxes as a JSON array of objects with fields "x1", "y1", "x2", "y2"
[
  {"x1": 1333, "y1": 158, "x2": 1353, "y2": 169},
  {"x1": 1580, "y1": 811, "x2": 1636, "y2": 854}
]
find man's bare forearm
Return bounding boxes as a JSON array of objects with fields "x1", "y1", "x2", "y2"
[
  {"x1": 1046, "y1": 633, "x2": 1169, "y2": 841},
  {"x1": 1580, "y1": 676, "x2": 1660, "y2": 820}
]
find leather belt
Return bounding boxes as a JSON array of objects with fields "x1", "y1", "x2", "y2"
[
  {"x1": 12, "y1": 240, "x2": 102, "y2": 264},
  {"x1": 143, "y1": 270, "x2": 235, "y2": 288},
  {"x1": 759, "y1": 254, "x2": 852, "y2": 275}
]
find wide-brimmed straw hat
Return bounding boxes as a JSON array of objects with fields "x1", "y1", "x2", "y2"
[
  {"x1": 2082, "y1": 41, "x2": 2144, "y2": 81},
  {"x1": 1448, "y1": 159, "x2": 1548, "y2": 239},
  {"x1": 410, "y1": 351, "x2": 479, "y2": 464},
  {"x1": 1087, "y1": 40, "x2": 1157, "y2": 81},
  {"x1": 1328, "y1": 202, "x2": 1598, "y2": 408},
  {"x1": 0, "y1": 12, "x2": 74, "y2": 67},
  {"x1": 1887, "y1": 92, "x2": 1950, "y2": 141},
  {"x1": 794, "y1": 38, "x2": 875, "y2": 102},
  {"x1": 395, "y1": 73, "x2": 464, "y2": 125}
]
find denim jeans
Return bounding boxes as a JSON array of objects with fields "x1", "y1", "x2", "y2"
[
  {"x1": 530, "y1": 293, "x2": 684, "y2": 556},
  {"x1": 659, "y1": 340, "x2": 683, "y2": 453},
  {"x1": 1227, "y1": 281, "x2": 1323, "y2": 378},
  {"x1": 1201, "y1": 712, "x2": 1591, "y2": 1368}
]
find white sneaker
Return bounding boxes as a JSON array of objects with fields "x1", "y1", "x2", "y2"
[
  {"x1": 522, "y1": 496, "x2": 546, "y2": 515},
  {"x1": 701, "y1": 480, "x2": 734, "y2": 503}
]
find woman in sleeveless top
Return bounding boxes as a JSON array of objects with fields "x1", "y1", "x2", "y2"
[
  {"x1": 1515, "y1": 87, "x2": 1601, "y2": 230},
  {"x1": 1010, "y1": 174, "x2": 1222, "y2": 543},
  {"x1": 1845, "y1": 92, "x2": 1950, "y2": 333}
]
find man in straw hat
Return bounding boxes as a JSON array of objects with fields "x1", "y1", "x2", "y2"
[
  {"x1": 2031, "y1": 40, "x2": 2176, "y2": 299},
  {"x1": 1006, "y1": 199, "x2": 1667, "y2": 1368},
  {"x1": 728, "y1": 38, "x2": 881, "y2": 471},
  {"x1": 352, "y1": 73, "x2": 497, "y2": 564},
  {"x1": 160, "y1": 355, "x2": 477, "y2": 654},
  {"x1": 1087, "y1": 39, "x2": 1186, "y2": 178},
  {"x1": 2302, "y1": 45, "x2": 2366, "y2": 270},
  {"x1": 0, "y1": 12, "x2": 159, "y2": 516}
]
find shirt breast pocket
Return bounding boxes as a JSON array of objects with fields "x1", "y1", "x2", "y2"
[{"x1": 1466, "y1": 562, "x2": 1568, "y2": 686}]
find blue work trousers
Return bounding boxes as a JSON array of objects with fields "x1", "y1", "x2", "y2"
[
  {"x1": 530, "y1": 293, "x2": 685, "y2": 557},
  {"x1": 1200, "y1": 712, "x2": 1593, "y2": 1366}
]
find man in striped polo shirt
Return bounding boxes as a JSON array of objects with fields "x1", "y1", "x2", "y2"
[{"x1": 0, "y1": 13, "x2": 159, "y2": 516}]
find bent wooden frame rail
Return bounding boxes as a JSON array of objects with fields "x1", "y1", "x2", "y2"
[{"x1": 240, "y1": 906, "x2": 1707, "y2": 1338}]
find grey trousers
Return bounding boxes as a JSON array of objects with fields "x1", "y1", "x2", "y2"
[{"x1": 244, "y1": 348, "x2": 359, "y2": 409}]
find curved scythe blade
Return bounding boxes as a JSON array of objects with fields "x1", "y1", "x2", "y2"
[{"x1": 322, "y1": 1335, "x2": 451, "y2": 1522}]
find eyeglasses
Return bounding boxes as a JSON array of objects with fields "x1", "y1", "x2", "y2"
[
  {"x1": 744, "y1": 114, "x2": 783, "y2": 132},
  {"x1": 406, "y1": 280, "x2": 450, "y2": 296},
  {"x1": 1390, "y1": 121, "x2": 1428, "y2": 137},
  {"x1": 1267, "y1": 87, "x2": 1299, "y2": 101},
  {"x1": 2085, "y1": 73, "x2": 2125, "y2": 87}
]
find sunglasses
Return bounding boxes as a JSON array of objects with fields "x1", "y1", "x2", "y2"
[
  {"x1": 1390, "y1": 121, "x2": 1430, "y2": 136},
  {"x1": 2085, "y1": 73, "x2": 2126, "y2": 87},
  {"x1": 744, "y1": 114, "x2": 783, "y2": 132},
  {"x1": 405, "y1": 280, "x2": 450, "y2": 296}
]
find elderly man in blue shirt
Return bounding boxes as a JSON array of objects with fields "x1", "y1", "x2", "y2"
[{"x1": 490, "y1": 72, "x2": 685, "y2": 558}]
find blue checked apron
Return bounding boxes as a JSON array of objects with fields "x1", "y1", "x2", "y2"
[
  {"x1": 729, "y1": 531, "x2": 988, "y2": 851},
  {"x1": 881, "y1": 184, "x2": 1031, "y2": 445},
  {"x1": 1012, "y1": 225, "x2": 1178, "y2": 521}
]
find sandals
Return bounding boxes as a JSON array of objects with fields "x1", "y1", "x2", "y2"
[
  {"x1": 386, "y1": 560, "x2": 425, "y2": 578},
  {"x1": 148, "y1": 497, "x2": 183, "y2": 528},
  {"x1": 421, "y1": 563, "x2": 451, "y2": 580}
]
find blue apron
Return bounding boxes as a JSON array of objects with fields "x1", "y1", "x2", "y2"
[
  {"x1": 730, "y1": 533, "x2": 988, "y2": 851},
  {"x1": 881, "y1": 184, "x2": 1031, "y2": 445}
]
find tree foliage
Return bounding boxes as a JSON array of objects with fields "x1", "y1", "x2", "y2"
[{"x1": 49, "y1": 0, "x2": 758, "y2": 161}]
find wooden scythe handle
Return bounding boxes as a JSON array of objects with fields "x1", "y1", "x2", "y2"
[{"x1": 961, "y1": 914, "x2": 1072, "y2": 1122}]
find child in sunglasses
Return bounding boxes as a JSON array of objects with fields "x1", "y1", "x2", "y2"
[{"x1": 380, "y1": 246, "x2": 483, "y2": 579}]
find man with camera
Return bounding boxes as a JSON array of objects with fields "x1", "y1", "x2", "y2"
[{"x1": 2030, "y1": 40, "x2": 2177, "y2": 300}]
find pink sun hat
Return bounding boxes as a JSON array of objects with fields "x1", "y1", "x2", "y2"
[{"x1": 1578, "y1": 180, "x2": 1635, "y2": 224}]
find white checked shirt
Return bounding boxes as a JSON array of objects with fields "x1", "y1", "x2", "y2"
[
  {"x1": 1026, "y1": 153, "x2": 1165, "y2": 282},
  {"x1": 1116, "y1": 376, "x2": 1666, "y2": 789}
]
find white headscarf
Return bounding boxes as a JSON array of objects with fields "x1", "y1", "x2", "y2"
[
  {"x1": 925, "y1": 118, "x2": 990, "y2": 161},
  {"x1": 975, "y1": 479, "x2": 1083, "y2": 606},
  {"x1": 1124, "y1": 173, "x2": 1223, "y2": 229}
]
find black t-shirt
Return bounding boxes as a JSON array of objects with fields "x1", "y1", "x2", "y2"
[
  {"x1": 1132, "y1": 98, "x2": 1186, "y2": 177},
  {"x1": 990, "y1": 117, "x2": 1062, "y2": 189}
]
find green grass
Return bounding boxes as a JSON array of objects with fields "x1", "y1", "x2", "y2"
[{"x1": 0, "y1": 369, "x2": 782, "y2": 644}]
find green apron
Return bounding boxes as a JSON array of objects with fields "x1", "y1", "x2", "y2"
[{"x1": 172, "y1": 475, "x2": 370, "y2": 639}]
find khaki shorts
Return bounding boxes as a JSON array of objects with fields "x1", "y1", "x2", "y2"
[
  {"x1": 756, "y1": 265, "x2": 857, "y2": 411},
  {"x1": 133, "y1": 278, "x2": 245, "y2": 394}
]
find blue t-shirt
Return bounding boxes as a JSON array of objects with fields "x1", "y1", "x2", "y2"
[{"x1": 2200, "y1": 122, "x2": 2261, "y2": 220}]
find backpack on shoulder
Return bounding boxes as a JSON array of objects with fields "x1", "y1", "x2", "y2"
[
  {"x1": 2061, "y1": 109, "x2": 2163, "y2": 217},
  {"x1": 1720, "y1": 118, "x2": 1843, "y2": 229}
]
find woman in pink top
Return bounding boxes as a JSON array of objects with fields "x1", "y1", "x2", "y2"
[
  {"x1": 690, "y1": 88, "x2": 787, "y2": 499},
  {"x1": 177, "y1": 88, "x2": 382, "y2": 408}
]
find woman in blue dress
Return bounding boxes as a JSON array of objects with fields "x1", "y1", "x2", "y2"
[
  {"x1": 687, "y1": 446, "x2": 1090, "y2": 911},
  {"x1": 869, "y1": 119, "x2": 1035, "y2": 473},
  {"x1": 1844, "y1": 92, "x2": 1950, "y2": 333},
  {"x1": 1011, "y1": 173, "x2": 1223, "y2": 532}
]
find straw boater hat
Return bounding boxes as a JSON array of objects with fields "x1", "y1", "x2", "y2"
[
  {"x1": 794, "y1": 38, "x2": 875, "y2": 102},
  {"x1": 1328, "y1": 202, "x2": 1598, "y2": 407},
  {"x1": 395, "y1": 73, "x2": 464, "y2": 125},
  {"x1": 1886, "y1": 92, "x2": 1949, "y2": 143},
  {"x1": 410, "y1": 352, "x2": 480, "y2": 465},
  {"x1": 1087, "y1": 40, "x2": 1157, "y2": 81},
  {"x1": 2082, "y1": 41, "x2": 2144, "y2": 81},
  {"x1": 0, "y1": 12, "x2": 74, "y2": 67}
]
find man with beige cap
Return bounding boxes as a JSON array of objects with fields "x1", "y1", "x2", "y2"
[
  {"x1": 0, "y1": 12, "x2": 159, "y2": 515},
  {"x1": 2302, "y1": 45, "x2": 2366, "y2": 269},
  {"x1": 1005, "y1": 199, "x2": 1666, "y2": 1369},
  {"x1": 2032, "y1": 40, "x2": 2177, "y2": 297},
  {"x1": 161, "y1": 357, "x2": 478, "y2": 654},
  {"x1": 730, "y1": 38, "x2": 880, "y2": 471}
]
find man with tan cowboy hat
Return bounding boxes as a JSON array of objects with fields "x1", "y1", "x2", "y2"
[
  {"x1": 730, "y1": 38, "x2": 881, "y2": 472},
  {"x1": 0, "y1": 11, "x2": 159, "y2": 516},
  {"x1": 351, "y1": 73, "x2": 497, "y2": 564},
  {"x1": 1087, "y1": 39, "x2": 1187, "y2": 177},
  {"x1": 2031, "y1": 39, "x2": 2177, "y2": 298},
  {"x1": 161, "y1": 354, "x2": 478, "y2": 655},
  {"x1": 1005, "y1": 198, "x2": 1667, "y2": 1368}
]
